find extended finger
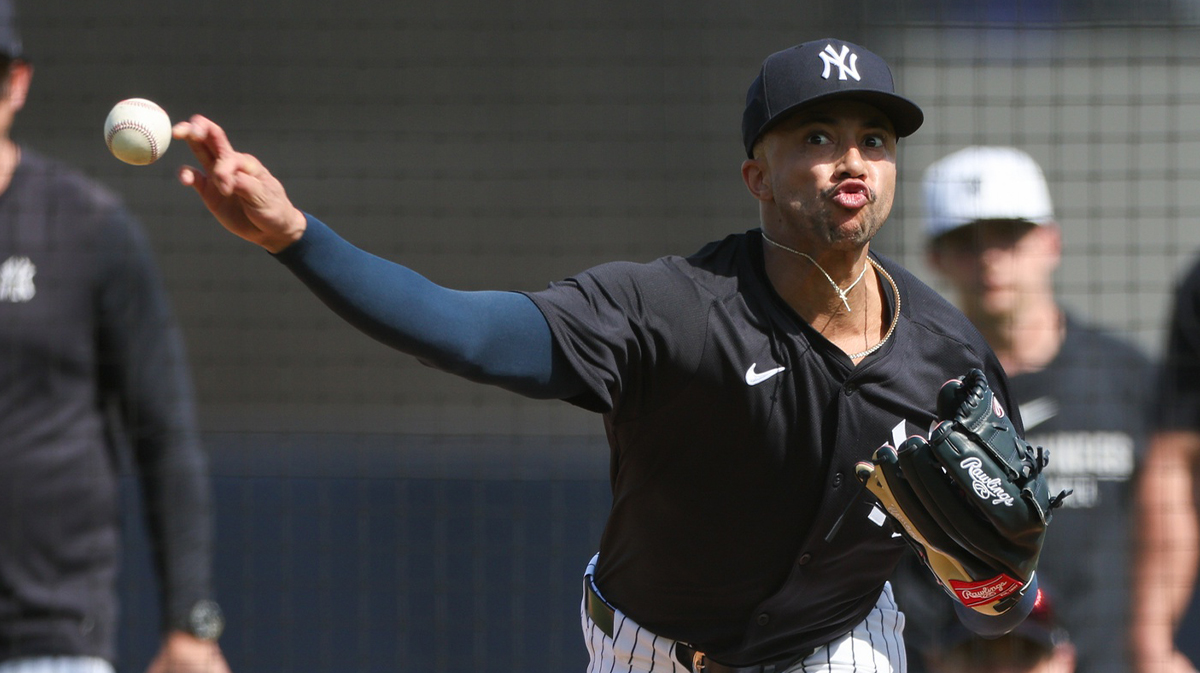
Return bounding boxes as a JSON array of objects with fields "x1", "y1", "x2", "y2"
[
  {"x1": 174, "y1": 115, "x2": 238, "y2": 173},
  {"x1": 177, "y1": 165, "x2": 231, "y2": 212},
  {"x1": 173, "y1": 119, "x2": 217, "y2": 172},
  {"x1": 196, "y1": 116, "x2": 238, "y2": 161},
  {"x1": 176, "y1": 165, "x2": 203, "y2": 189}
]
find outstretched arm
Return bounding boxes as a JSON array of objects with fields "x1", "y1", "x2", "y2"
[{"x1": 173, "y1": 116, "x2": 585, "y2": 400}]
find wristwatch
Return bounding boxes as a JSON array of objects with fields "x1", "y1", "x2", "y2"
[{"x1": 181, "y1": 599, "x2": 225, "y2": 641}]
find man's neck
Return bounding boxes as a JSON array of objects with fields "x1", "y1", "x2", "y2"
[
  {"x1": 763, "y1": 241, "x2": 888, "y2": 360},
  {"x1": 969, "y1": 297, "x2": 1064, "y2": 376}
]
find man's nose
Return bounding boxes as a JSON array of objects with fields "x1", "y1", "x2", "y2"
[{"x1": 835, "y1": 145, "x2": 867, "y2": 178}]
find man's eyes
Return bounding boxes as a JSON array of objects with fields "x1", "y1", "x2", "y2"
[{"x1": 804, "y1": 132, "x2": 889, "y2": 147}]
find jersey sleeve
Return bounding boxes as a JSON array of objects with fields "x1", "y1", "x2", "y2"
[
  {"x1": 1154, "y1": 259, "x2": 1200, "y2": 432},
  {"x1": 93, "y1": 205, "x2": 214, "y2": 631},
  {"x1": 522, "y1": 259, "x2": 710, "y2": 415},
  {"x1": 274, "y1": 214, "x2": 586, "y2": 400}
]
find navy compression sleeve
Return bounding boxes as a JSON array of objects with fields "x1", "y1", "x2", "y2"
[{"x1": 272, "y1": 214, "x2": 584, "y2": 400}]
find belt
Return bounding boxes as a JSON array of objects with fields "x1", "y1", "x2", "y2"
[
  {"x1": 584, "y1": 576, "x2": 615, "y2": 641},
  {"x1": 673, "y1": 643, "x2": 806, "y2": 673},
  {"x1": 583, "y1": 578, "x2": 810, "y2": 673}
]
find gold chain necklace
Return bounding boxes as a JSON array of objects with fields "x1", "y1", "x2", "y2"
[
  {"x1": 760, "y1": 232, "x2": 901, "y2": 360},
  {"x1": 760, "y1": 233, "x2": 868, "y2": 312},
  {"x1": 846, "y1": 259, "x2": 900, "y2": 360}
]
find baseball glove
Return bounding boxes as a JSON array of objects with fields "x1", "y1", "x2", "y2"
[{"x1": 855, "y1": 369, "x2": 1069, "y2": 615}]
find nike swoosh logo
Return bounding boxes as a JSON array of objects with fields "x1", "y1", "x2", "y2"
[
  {"x1": 1019, "y1": 396, "x2": 1059, "y2": 432},
  {"x1": 745, "y1": 363, "x2": 786, "y2": 386}
]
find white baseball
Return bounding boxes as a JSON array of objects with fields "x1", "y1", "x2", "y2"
[{"x1": 103, "y1": 98, "x2": 172, "y2": 166}]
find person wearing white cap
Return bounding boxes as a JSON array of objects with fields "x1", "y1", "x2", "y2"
[
  {"x1": 889, "y1": 146, "x2": 1152, "y2": 673},
  {"x1": 921, "y1": 146, "x2": 1061, "y2": 375}
]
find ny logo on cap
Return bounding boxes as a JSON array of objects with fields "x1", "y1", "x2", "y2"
[{"x1": 819, "y1": 44, "x2": 861, "y2": 82}]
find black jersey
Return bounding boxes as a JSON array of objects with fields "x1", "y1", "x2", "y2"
[
  {"x1": 0, "y1": 149, "x2": 212, "y2": 662},
  {"x1": 524, "y1": 229, "x2": 1015, "y2": 664},
  {"x1": 1156, "y1": 258, "x2": 1200, "y2": 432},
  {"x1": 893, "y1": 316, "x2": 1150, "y2": 673}
]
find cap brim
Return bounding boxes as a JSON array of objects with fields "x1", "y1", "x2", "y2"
[{"x1": 926, "y1": 217, "x2": 1049, "y2": 243}]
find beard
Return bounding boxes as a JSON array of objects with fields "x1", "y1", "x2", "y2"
[{"x1": 780, "y1": 185, "x2": 892, "y2": 247}]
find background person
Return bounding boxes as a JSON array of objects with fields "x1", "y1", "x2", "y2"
[
  {"x1": 0, "y1": 2, "x2": 229, "y2": 672},
  {"x1": 890, "y1": 145, "x2": 1151, "y2": 673},
  {"x1": 1132, "y1": 254, "x2": 1200, "y2": 673}
]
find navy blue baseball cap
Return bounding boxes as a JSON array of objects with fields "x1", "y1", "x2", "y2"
[
  {"x1": 0, "y1": 0, "x2": 21, "y2": 59},
  {"x1": 742, "y1": 38, "x2": 923, "y2": 158}
]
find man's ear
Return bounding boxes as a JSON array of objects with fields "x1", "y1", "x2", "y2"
[
  {"x1": 3, "y1": 61, "x2": 32, "y2": 114},
  {"x1": 742, "y1": 158, "x2": 772, "y2": 202},
  {"x1": 1041, "y1": 222, "x2": 1064, "y2": 260}
]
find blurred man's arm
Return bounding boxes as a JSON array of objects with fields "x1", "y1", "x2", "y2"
[
  {"x1": 1132, "y1": 430, "x2": 1200, "y2": 673},
  {"x1": 93, "y1": 208, "x2": 230, "y2": 673}
]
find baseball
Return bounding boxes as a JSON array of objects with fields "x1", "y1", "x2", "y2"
[{"x1": 103, "y1": 98, "x2": 172, "y2": 166}]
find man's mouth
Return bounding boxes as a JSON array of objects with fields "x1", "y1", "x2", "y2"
[{"x1": 828, "y1": 183, "x2": 873, "y2": 210}]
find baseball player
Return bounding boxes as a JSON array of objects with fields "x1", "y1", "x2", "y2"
[
  {"x1": 892, "y1": 147, "x2": 1151, "y2": 673},
  {"x1": 172, "y1": 39, "x2": 1047, "y2": 672}
]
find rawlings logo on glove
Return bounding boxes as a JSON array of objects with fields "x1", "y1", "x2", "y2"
[
  {"x1": 856, "y1": 369, "x2": 1070, "y2": 615},
  {"x1": 962, "y1": 457, "x2": 1015, "y2": 506}
]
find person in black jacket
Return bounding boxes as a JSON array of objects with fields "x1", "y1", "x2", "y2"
[{"x1": 0, "y1": 3, "x2": 229, "y2": 672}]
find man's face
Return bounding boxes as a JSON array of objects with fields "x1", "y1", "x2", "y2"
[
  {"x1": 928, "y1": 220, "x2": 1061, "y2": 318},
  {"x1": 750, "y1": 99, "x2": 898, "y2": 250}
]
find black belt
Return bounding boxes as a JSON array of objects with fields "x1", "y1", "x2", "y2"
[{"x1": 583, "y1": 578, "x2": 811, "y2": 673}]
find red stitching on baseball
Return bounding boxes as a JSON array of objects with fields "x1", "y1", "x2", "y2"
[
  {"x1": 122, "y1": 100, "x2": 162, "y2": 112},
  {"x1": 106, "y1": 120, "x2": 160, "y2": 161}
]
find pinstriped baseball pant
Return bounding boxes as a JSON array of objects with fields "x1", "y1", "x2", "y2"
[
  {"x1": 581, "y1": 554, "x2": 908, "y2": 673},
  {"x1": 0, "y1": 659, "x2": 114, "y2": 673}
]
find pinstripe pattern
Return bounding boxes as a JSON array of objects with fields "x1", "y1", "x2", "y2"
[
  {"x1": 581, "y1": 555, "x2": 907, "y2": 673},
  {"x1": 793, "y1": 584, "x2": 906, "y2": 673},
  {"x1": 0, "y1": 658, "x2": 115, "y2": 673}
]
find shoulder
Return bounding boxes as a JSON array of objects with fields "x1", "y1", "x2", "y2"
[
  {"x1": 1168, "y1": 256, "x2": 1200, "y2": 317},
  {"x1": 1179, "y1": 254, "x2": 1200, "y2": 290},
  {"x1": 1062, "y1": 316, "x2": 1149, "y2": 366},
  {"x1": 550, "y1": 231, "x2": 753, "y2": 306},
  {"x1": 14, "y1": 148, "x2": 127, "y2": 219},
  {"x1": 876, "y1": 253, "x2": 991, "y2": 354},
  {"x1": 1057, "y1": 316, "x2": 1152, "y2": 389},
  {"x1": 10, "y1": 148, "x2": 132, "y2": 242},
  {"x1": 1162, "y1": 255, "x2": 1200, "y2": 319}
]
